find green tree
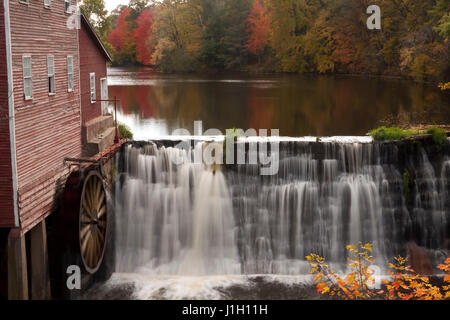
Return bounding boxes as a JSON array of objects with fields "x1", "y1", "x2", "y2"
[
  {"x1": 198, "y1": 3, "x2": 227, "y2": 70},
  {"x1": 79, "y1": 0, "x2": 113, "y2": 44},
  {"x1": 221, "y1": 0, "x2": 252, "y2": 69}
]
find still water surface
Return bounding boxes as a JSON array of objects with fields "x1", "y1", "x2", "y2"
[{"x1": 108, "y1": 67, "x2": 450, "y2": 139}]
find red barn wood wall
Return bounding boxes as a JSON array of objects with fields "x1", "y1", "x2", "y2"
[
  {"x1": 9, "y1": 0, "x2": 82, "y2": 233},
  {"x1": 79, "y1": 20, "x2": 107, "y2": 124},
  {"x1": 0, "y1": 2, "x2": 15, "y2": 227}
]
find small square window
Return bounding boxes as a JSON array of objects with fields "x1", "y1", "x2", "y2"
[{"x1": 44, "y1": 0, "x2": 51, "y2": 8}]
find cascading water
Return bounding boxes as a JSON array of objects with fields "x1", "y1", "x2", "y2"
[
  {"x1": 178, "y1": 169, "x2": 240, "y2": 275},
  {"x1": 115, "y1": 143, "x2": 240, "y2": 276},
  {"x1": 113, "y1": 140, "x2": 449, "y2": 283}
]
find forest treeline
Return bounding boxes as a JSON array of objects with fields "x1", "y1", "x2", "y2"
[{"x1": 81, "y1": 0, "x2": 450, "y2": 82}]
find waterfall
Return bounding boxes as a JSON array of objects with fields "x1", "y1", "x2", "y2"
[
  {"x1": 178, "y1": 170, "x2": 240, "y2": 275},
  {"x1": 114, "y1": 140, "x2": 449, "y2": 276},
  {"x1": 115, "y1": 143, "x2": 240, "y2": 275}
]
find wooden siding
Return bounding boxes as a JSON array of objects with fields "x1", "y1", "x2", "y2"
[
  {"x1": 9, "y1": 0, "x2": 82, "y2": 231},
  {"x1": 79, "y1": 19, "x2": 107, "y2": 124},
  {"x1": 0, "y1": 2, "x2": 15, "y2": 227}
]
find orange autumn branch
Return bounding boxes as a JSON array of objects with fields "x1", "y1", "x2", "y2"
[{"x1": 307, "y1": 243, "x2": 450, "y2": 300}]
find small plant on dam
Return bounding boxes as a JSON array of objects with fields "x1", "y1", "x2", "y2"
[
  {"x1": 307, "y1": 244, "x2": 450, "y2": 300},
  {"x1": 118, "y1": 122, "x2": 133, "y2": 140},
  {"x1": 426, "y1": 127, "x2": 448, "y2": 152},
  {"x1": 369, "y1": 127, "x2": 416, "y2": 141},
  {"x1": 370, "y1": 126, "x2": 448, "y2": 152}
]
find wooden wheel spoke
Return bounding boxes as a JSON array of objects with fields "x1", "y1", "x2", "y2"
[
  {"x1": 96, "y1": 192, "x2": 105, "y2": 213},
  {"x1": 97, "y1": 229, "x2": 105, "y2": 244},
  {"x1": 80, "y1": 225, "x2": 90, "y2": 240},
  {"x1": 81, "y1": 230, "x2": 90, "y2": 255},
  {"x1": 95, "y1": 178, "x2": 101, "y2": 203},
  {"x1": 97, "y1": 205, "x2": 106, "y2": 220},
  {"x1": 88, "y1": 236, "x2": 95, "y2": 267},
  {"x1": 87, "y1": 181, "x2": 95, "y2": 211},
  {"x1": 81, "y1": 216, "x2": 90, "y2": 225},
  {"x1": 93, "y1": 234, "x2": 101, "y2": 264},
  {"x1": 82, "y1": 201, "x2": 91, "y2": 218},
  {"x1": 97, "y1": 220, "x2": 106, "y2": 229},
  {"x1": 94, "y1": 232, "x2": 102, "y2": 257}
]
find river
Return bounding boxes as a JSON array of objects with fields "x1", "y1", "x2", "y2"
[{"x1": 108, "y1": 67, "x2": 450, "y2": 140}]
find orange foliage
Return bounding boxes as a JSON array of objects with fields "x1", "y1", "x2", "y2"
[
  {"x1": 308, "y1": 243, "x2": 450, "y2": 300},
  {"x1": 384, "y1": 256, "x2": 444, "y2": 300},
  {"x1": 438, "y1": 82, "x2": 450, "y2": 91},
  {"x1": 134, "y1": 9, "x2": 154, "y2": 66},
  {"x1": 306, "y1": 242, "x2": 378, "y2": 300},
  {"x1": 246, "y1": 0, "x2": 271, "y2": 55}
]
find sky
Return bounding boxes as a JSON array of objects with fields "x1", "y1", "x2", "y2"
[{"x1": 104, "y1": 0, "x2": 129, "y2": 13}]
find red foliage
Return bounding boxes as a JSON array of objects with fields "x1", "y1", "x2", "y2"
[
  {"x1": 134, "y1": 9, "x2": 154, "y2": 66},
  {"x1": 246, "y1": 0, "x2": 271, "y2": 55},
  {"x1": 109, "y1": 8, "x2": 131, "y2": 51}
]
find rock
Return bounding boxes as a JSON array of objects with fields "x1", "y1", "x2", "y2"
[{"x1": 408, "y1": 241, "x2": 432, "y2": 275}]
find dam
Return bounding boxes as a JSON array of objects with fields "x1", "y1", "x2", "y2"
[{"x1": 91, "y1": 136, "x2": 450, "y2": 299}]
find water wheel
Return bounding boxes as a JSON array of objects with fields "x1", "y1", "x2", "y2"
[
  {"x1": 79, "y1": 171, "x2": 108, "y2": 273},
  {"x1": 58, "y1": 169, "x2": 108, "y2": 275}
]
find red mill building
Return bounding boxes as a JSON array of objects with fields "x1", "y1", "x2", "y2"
[{"x1": 0, "y1": 1, "x2": 113, "y2": 299}]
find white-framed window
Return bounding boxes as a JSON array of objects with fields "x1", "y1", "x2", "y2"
[
  {"x1": 90, "y1": 73, "x2": 96, "y2": 103},
  {"x1": 67, "y1": 56, "x2": 74, "y2": 92},
  {"x1": 44, "y1": 0, "x2": 51, "y2": 8},
  {"x1": 65, "y1": 0, "x2": 70, "y2": 13},
  {"x1": 22, "y1": 55, "x2": 32, "y2": 100},
  {"x1": 47, "y1": 55, "x2": 55, "y2": 94}
]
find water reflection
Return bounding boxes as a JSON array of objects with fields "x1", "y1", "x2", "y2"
[{"x1": 108, "y1": 67, "x2": 450, "y2": 140}]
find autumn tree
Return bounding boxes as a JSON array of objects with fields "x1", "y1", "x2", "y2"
[
  {"x1": 109, "y1": 8, "x2": 136, "y2": 65},
  {"x1": 151, "y1": 0, "x2": 203, "y2": 72},
  {"x1": 128, "y1": 0, "x2": 152, "y2": 29},
  {"x1": 246, "y1": 0, "x2": 271, "y2": 61},
  {"x1": 266, "y1": 0, "x2": 315, "y2": 73},
  {"x1": 134, "y1": 9, "x2": 154, "y2": 65}
]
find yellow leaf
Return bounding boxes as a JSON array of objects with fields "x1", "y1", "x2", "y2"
[{"x1": 321, "y1": 286, "x2": 330, "y2": 294}]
